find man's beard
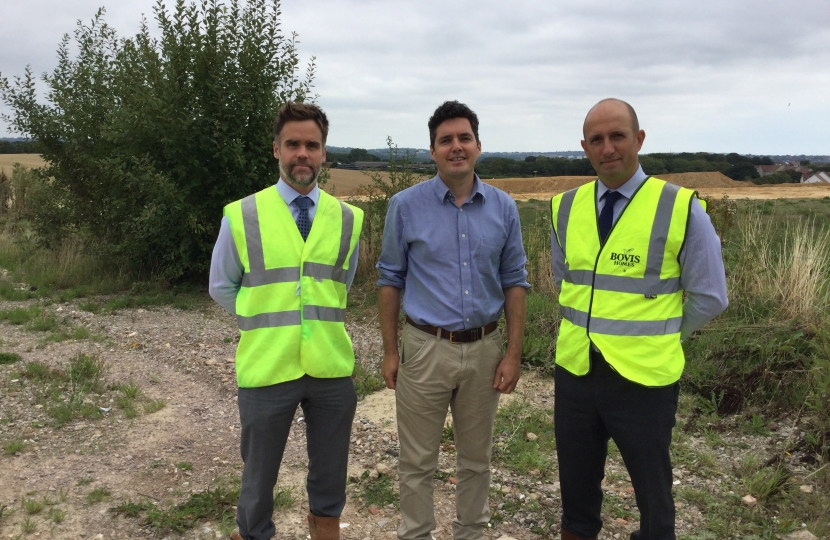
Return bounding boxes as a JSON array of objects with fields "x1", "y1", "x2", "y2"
[{"x1": 280, "y1": 160, "x2": 319, "y2": 187}]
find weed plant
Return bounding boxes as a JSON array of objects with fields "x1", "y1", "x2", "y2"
[
  {"x1": 3, "y1": 438, "x2": 25, "y2": 455},
  {"x1": 113, "y1": 478, "x2": 239, "y2": 533},
  {"x1": 0, "y1": 352, "x2": 21, "y2": 364},
  {"x1": 352, "y1": 360, "x2": 385, "y2": 400},
  {"x1": 492, "y1": 399, "x2": 556, "y2": 474},
  {"x1": 273, "y1": 485, "x2": 296, "y2": 510},
  {"x1": 86, "y1": 487, "x2": 111, "y2": 504},
  {"x1": 359, "y1": 474, "x2": 399, "y2": 509}
]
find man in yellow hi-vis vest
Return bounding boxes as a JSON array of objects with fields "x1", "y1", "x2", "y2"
[
  {"x1": 550, "y1": 99, "x2": 727, "y2": 540},
  {"x1": 209, "y1": 103, "x2": 363, "y2": 540}
]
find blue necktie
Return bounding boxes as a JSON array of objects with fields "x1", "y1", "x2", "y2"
[
  {"x1": 295, "y1": 196, "x2": 312, "y2": 241},
  {"x1": 598, "y1": 190, "x2": 622, "y2": 244}
]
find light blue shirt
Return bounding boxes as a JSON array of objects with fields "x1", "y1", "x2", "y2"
[
  {"x1": 209, "y1": 180, "x2": 360, "y2": 314},
  {"x1": 551, "y1": 165, "x2": 728, "y2": 340},
  {"x1": 377, "y1": 175, "x2": 530, "y2": 331}
]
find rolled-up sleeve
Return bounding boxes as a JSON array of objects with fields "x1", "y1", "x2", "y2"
[
  {"x1": 499, "y1": 200, "x2": 531, "y2": 289},
  {"x1": 209, "y1": 216, "x2": 243, "y2": 314},
  {"x1": 376, "y1": 196, "x2": 408, "y2": 289}
]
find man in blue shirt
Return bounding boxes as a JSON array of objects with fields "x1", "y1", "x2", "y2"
[{"x1": 377, "y1": 101, "x2": 530, "y2": 540}]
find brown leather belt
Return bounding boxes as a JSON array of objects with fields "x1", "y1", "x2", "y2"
[{"x1": 405, "y1": 315, "x2": 498, "y2": 344}]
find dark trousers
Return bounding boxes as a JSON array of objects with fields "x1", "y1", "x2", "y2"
[
  {"x1": 236, "y1": 375, "x2": 357, "y2": 540},
  {"x1": 554, "y1": 350, "x2": 679, "y2": 540}
]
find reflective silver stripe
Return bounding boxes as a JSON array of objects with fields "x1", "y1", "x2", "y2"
[
  {"x1": 237, "y1": 310, "x2": 301, "y2": 331},
  {"x1": 561, "y1": 306, "x2": 589, "y2": 328},
  {"x1": 563, "y1": 270, "x2": 680, "y2": 294},
  {"x1": 645, "y1": 182, "x2": 680, "y2": 279},
  {"x1": 562, "y1": 307, "x2": 681, "y2": 335},
  {"x1": 593, "y1": 275, "x2": 681, "y2": 294},
  {"x1": 564, "y1": 268, "x2": 593, "y2": 286},
  {"x1": 304, "y1": 305, "x2": 345, "y2": 322},
  {"x1": 335, "y1": 202, "x2": 355, "y2": 269},
  {"x1": 242, "y1": 267, "x2": 301, "y2": 287},
  {"x1": 241, "y1": 194, "x2": 265, "y2": 273},
  {"x1": 588, "y1": 316, "x2": 683, "y2": 336},
  {"x1": 556, "y1": 189, "x2": 577, "y2": 255},
  {"x1": 303, "y1": 262, "x2": 347, "y2": 284}
]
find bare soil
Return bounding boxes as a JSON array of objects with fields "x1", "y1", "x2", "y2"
[{"x1": 0, "y1": 299, "x2": 556, "y2": 540}]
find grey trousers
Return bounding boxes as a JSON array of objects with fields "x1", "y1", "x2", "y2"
[{"x1": 236, "y1": 375, "x2": 357, "y2": 540}]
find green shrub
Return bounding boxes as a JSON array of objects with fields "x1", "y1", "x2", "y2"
[
  {"x1": 0, "y1": 352, "x2": 21, "y2": 364},
  {"x1": 1, "y1": 0, "x2": 317, "y2": 280}
]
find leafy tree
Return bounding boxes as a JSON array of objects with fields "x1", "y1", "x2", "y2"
[
  {"x1": 751, "y1": 171, "x2": 800, "y2": 185},
  {"x1": 724, "y1": 163, "x2": 760, "y2": 181},
  {"x1": 0, "y1": 0, "x2": 316, "y2": 279}
]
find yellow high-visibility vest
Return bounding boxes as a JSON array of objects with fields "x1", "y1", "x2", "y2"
[
  {"x1": 550, "y1": 177, "x2": 698, "y2": 386},
  {"x1": 224, "y1": 186, "x2": 363, "y2": 388}
]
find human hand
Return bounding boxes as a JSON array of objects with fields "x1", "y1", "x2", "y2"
[
  {"x1": 492, "y1": 353, "x2": 521, "y2": 394},
  {"x1": 382, "y1": 352, "x2": 400, "y2": 390}
]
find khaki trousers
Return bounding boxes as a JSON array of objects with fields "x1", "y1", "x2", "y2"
[{"x1": 396, "y1": 323, "x2": 502, "y2": 540}]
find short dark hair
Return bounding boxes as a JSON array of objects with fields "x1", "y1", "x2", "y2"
[
  {"x1": 273, "y1": 102, "x2": 329, "y2": 144},
  {"x1": 428, "y1": 101, "x2": 479, "y2": 148}
]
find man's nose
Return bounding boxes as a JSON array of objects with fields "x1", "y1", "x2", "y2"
[{"x1": 600, "y1": 138, "x2": 615, "y2": 155}]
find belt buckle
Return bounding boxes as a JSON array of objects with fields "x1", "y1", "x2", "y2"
[{"x1": 449, "y1": 331, "x2": 460, "y2": 344}]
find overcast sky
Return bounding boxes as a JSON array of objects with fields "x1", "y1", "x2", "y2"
[{"x1": 1, "y1": 0, "x2": 829, "y2": 155}]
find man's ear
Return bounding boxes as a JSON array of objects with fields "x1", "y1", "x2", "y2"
[{"x1": 273, "y1": 141, "x2": 280, "y2": 160}]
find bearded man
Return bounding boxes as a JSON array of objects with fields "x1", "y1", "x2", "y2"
[{"x1": 210, "y1": 102, "x2": 363, "y2": 540}]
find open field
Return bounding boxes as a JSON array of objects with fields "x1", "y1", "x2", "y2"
[
  {"x1": 6, "y1": 156, "x2": 829, "y2": 201},
  {"x1": 328, "y1": 168, "x2": 830, "y2": 201},
  {"x1": 0, "y1": 154, "x2": 46, "y2": 172}
]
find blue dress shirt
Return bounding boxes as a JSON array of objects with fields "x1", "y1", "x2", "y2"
[
  {"x1": 377, "y1": 175, "x2": 530, "y2": 331},
  {"x1": 209, "y1": 180, "x2": 360, "y2": 314},
  {"x1": 550, "y1": 165, "x2": 728, "y2": 340}
]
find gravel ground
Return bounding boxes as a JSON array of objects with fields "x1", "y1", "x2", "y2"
[{"x1": 0, "y1": 296, "x2": 826, "y2": 539}]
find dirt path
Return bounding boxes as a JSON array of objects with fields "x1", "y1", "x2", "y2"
[
  {"x1": 0, "y1": 300, "x2": 551, "y2": 540},
  {"x1": 0, "y1": 297, "x2": 823, "y2": 539}
]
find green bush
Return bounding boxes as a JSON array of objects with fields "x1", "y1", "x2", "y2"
[{"x1": 1, "y1": 0, "x2": 316, "y2": 280}]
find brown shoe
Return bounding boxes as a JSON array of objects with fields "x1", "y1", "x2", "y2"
[
  {"x1": 229, "y1": 532, "x2": 244, "y2": 540},
  {"x1": 308, "y1": 511, "x2": 340, "y2": 540},
  {"x1": 561, "y1": 530, "x2": 597, "y2": 540}
]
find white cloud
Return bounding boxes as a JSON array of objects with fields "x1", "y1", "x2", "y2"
[{"x1": 2, "y1": 0, "x2": 829, "y2": 154}]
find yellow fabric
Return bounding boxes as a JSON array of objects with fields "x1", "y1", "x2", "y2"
[
  {"x1": 224, "y1": 186, "x2": 363, "y2": 388},
  {"x1": 551, "y1": 177, "x2": 695, "y2": 386}
]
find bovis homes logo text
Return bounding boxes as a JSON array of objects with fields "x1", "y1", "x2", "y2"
[{"x1": 609, "y1": 248, "x2": 640, "y2": 267}]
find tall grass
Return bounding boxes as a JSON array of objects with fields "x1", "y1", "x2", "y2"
[{"x1": 728, "y1": 209, "x2": 830, "y2": 322}]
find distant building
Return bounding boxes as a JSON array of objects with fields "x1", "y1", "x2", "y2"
[
  {"x1": 802, "y1": 171, "x2": 830, "y2": 184},
  {"x1": 756, "y1": 164, "x2": 813, "y2": 178},
  {"x1": 354, "y1": 161, "x2": 389, "y2": 169}
]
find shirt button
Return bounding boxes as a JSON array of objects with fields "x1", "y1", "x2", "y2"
[
  {"x1": 461, "y1": 234, "x2": 466, "y2": 238},
  {"x1": 463, "y1": 262, "x2": 468, "y2": 266},
  {"x1": 465, "y1": 290, "x2": 469, "y2": 294},
  {"x1": 466, "y1": 318, "x2": 470, "y2": 322}
]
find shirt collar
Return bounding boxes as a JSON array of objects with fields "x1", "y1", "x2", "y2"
[
  {"x1": 597, "y1": 165, "x2": 647, "y2": 201},
  {"x1": 431, "y1": 174, "x2": 486, "y2": 204},
  {"x1": 276, "y1": 178, "x2": 320, "y2": 207}
]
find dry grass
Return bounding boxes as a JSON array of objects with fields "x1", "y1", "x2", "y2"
[
  {"x1": 773, "y1": 219, "x2": 830, "y2": 320},
  {"x1": 0, "y1": 154, "x2": 46, "y2": 172},
  {"x1": 731, "y1": 210, "x2": 830, "y2": 321}
]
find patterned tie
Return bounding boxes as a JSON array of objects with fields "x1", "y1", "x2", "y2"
[
  {"x1": 598, "y1": 190, "x2": 622, "y2": 244},
  {"x1": 295, "y1": 196, "x2": 312, "y2": 241}
]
